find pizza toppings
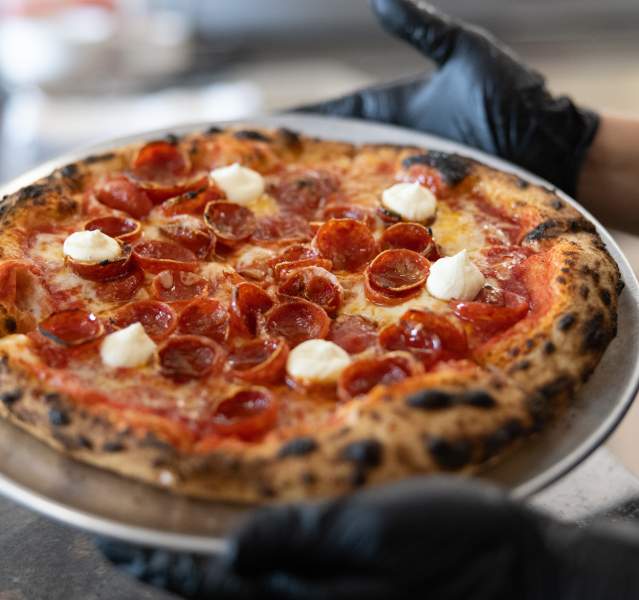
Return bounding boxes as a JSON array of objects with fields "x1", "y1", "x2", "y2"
[
  {"x1": 38, "y1": 309, "x2": 103, "y2": 346},
  {"x1": 203, "y1": 201, "x2": 256, "y2": 245},
  {"x1": 271, "y1": 169, "x2": 338, "y2": 218},
  {"x1": 159, "y1": 219, "x2": 214, "y2": 259},
  {"x1": 381, "y1": 182, "x2": 437, "y2": 222},
  {"x1": 160, "y1": 186, "x2": 223, "y2": 217},
  {"x1": 132, "y1": 140, "x2": 189, "y2": 181},
  {"x1": 380, "y1": 222, "x2": 438, "y2": 259},
  {"x1": 132, "y1": 240, "x2": 198, "y2": 273},
  {"x1": 265, "y1": 299, "x2": 330, "y2": 347},
  {"x1": 151, "y1": 270, "x2": 210, "y2": 303},
  {"x1": 328, "y1": 315, "x2": 377, "y2": 354},
  {"x1": 453, "y1": 291, "x2": 529, "y2": 339},
  {"x1": 315, "y1": 219, "x2": 377, "y2": 272},
  {"x1": 253, "y1": 214, "x2": 312, "y2": 244},
  {"x1": 228, "y1": 338, "x2": 289, "y2": 384},
  {"x1": 337, "y1": 353, "x2": 419, "y2": 401},
  {"x1": 426, "y1": 250, "x2": 484, "y2": 301},
  {"x1": 111, "y1": 300, "x2": 177, "y2": 340},
  {"x1": 278, "y1": 266, "x2": 343, "y2": 316},
  {"x1": 231, "y1": 282, "x2": 274, "y2": 336},
  {"x1": 286, "y1": 339, "x2": 351, "y2": 387},
  {"x1": 100, "y1": 322, "x2": 156, "y2": 368},
  {"x1": 210, "y1": 389, "x2": 277, "y2": 440},
  {"x1": 63, "y1": 230, "x2": 121, "y2": 263},
  {"x1": 209, "y1": 163, "x2": 265, "y2": 204},
  {"x1": 159, "y1": 334, "x2": 224, "y2": 381},
  {"x1": 95, "y1": 266, "x2": 144, "y2": 303},
  {"x1": 177, "y1": 298, "x2": 229, "y2": 342},
  {"x1": 85, "y1": 216, "x2": 141, "y2": 243},
  {"x1": 94, "y1": 176, "x2": 153, "y2": 218},
  {"x1": 366, "y1": 249, "x2": 430, "y2": 293},
  {"x1": 322, "y1": 205, "x2": 375, "y2": 229}
]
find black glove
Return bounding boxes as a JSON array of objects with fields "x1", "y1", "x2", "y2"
[
  {"x1": 99, "y1": 477, "x2": 639, "y2": 600},
  {"x1": 298, "y1": 0, "x2": 599, "y2": 198}
]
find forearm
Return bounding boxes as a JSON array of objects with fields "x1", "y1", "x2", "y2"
[{"x1": 578, "y1": 114, "x2": 639, "y2": 234}]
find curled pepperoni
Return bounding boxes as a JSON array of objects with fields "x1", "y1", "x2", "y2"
[
  {"x1": 228, "y1": 338, "x2": 289, "y2": 384},
  {"x1": 85, "y1": 216, "x2": 141, "y2": 243},
  {"x1": 366, "y1": 249, "x2": 430, "y2": 293},
  {"x1": 132, "y1": 140, "x2": 189, "y2": 180},
  {"x1": 253, "y1": 214, "x2": 312, "y2": 244},
  {"x1": 67, "y1": 245, "x2": 133, "y2": 282},
  {"x1": 160, "y1": 220, "x2": 214, "y2": 259},
  {"x1": 364, "y1": 276, "x2": 422, "y2": 307},
  {"x1": 265, "y1": 299, "x2": 330, "y2": 347},
  {"x1": 380, "y1": 223, "x2": 439, "y2": 260},
  {"x1": 133, "y1": 240, "x2": 198, "y2": 273},
  {"x1": 322, "y1": 205, "x2": 375, "y2": 229},
  {"x1": 38, "y1": 309, "x2": 103, "y2": 347},
  {"x1": 151, "y1": 270, "x2": 210, "y2": 303},
  {"x1": 111, "y1": 300, "x2": 177, "y2": 340},
  {"x1": 203, "y1": 201, "x2": 256, "y2": 245},
  {"x1": 328, "y1": 315, "x2": 377, "y2": 354},
  {"x1": 274, "y1": 258, "x2": 333, "y2": 282},
  {"x1": 401, "y1": 309, "x2": 468, "y2": 358},
  {"x1": 177, "y1": 298, "x2": 229, "y2": 342},
  {"x1": 159, "y1": 335, "x2": 224, "y2": 382},
  {"x1": 278, "y1": 266, "x2": 343, "y2": 316},
  {"x1": 210, "y1": 389, "x2": 277, "y2": 441},
  {"x1": 230, "y1": 282, "x2": 274, "y2": 336},
  {"x1": 315, "y1": 219, "x2": 377, "y2": 272},
  {"x1": 337, "y1": 353, "x2": 420, "y2": 401},
  {"x1": 94, "y1": 176, "x2": 153, "y2": 219},
  {"x1": 379, "y1": 322, "x2": 441, "y2": 368},
  {"x1": 96, "y1": 266, "x2": 144, "y2": 303},
  {"x1": 271, "y1": 244, "x2": 318, "y2": 266},
  {"x1": 160, "y1": 185, "x2": 224, "y2": 216},
  {"x1": 453, "y1": 292, "x2": 529, "y2": 339},
  {"x1": 272, "y1": 169, "x2": 339, "y2": 218}
]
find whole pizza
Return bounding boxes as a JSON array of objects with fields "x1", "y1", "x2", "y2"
[{"x1": 0, "y1": 126, "x2": 621, "y2": 502}]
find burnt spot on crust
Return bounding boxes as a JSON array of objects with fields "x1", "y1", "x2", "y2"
[
  {"x1": 56, "y1": 197, "x2": 78, "y2": 216},
  {"x1": 48, "y1": 407, "x2": 70, "y2": 427},
  {"x1": 278, "y1": 436, "x2": 318, "y2": 458},
  {"x1": 102, "y1": 440, "x2": 125, "y2": 453},
  {"x1": 461, "y1": 390, "x2": 496, "y2": 408},
  {"x1": 599, "y1": 288, "x2": 612, "y2": 306},
  {"x1": 205, "y1": 126, "x2": 223, "y2": 135},
  {"x1": 1, "y1": 388, "x2": 23, "y2": 407},
  {"x1": 406, "y1": 389, "x2": 452, "y2": 410},
  {"x1": 164, "y1": 133, "x2": 180, "y2": 145},
  {"x1": 580, "y1": 285, "x2": 590, "y2": 299},
  {"x1": 341, "y1": 438, "x2": 383, "y2": 469},
  {"x1": 277, "y1": 127, "x2": 302, "y2": 149},
  {"x1": 516, "y1": 178, "x2": 530, "y2": 189},
  {"x1": 616, "y1": 279, "x2": 625, "y2": 295},
  {"x1": 60, "y1": 163, "x2": 79, "y2": 178},
  {"x1": 401, "y1": 151, "x2": 471, "y2": 185},
  {"x1": 511, "y1": 360, "x2": 531, "y2": 372},
  {"x1": 234, "y1": 130, "x2": 272, "y2": 142},
  {"x1": 19, "y1": 184, "x2": 48, "y2": 202},
  {"x1": 543, "y1": 341, "x2": 556, "y2": 355},
  {"x1": 550, "y1": 199, "x2": 565, "y2": 210},
  {"x1": 84, "y1": 152, "x2": 116, "y2": 164},
  {"x1": 557, "y1": 313, "x2": 576, "y2": 331},
  {"x1": 523, "y1": 218, "x2": 595, "y2": 242},
  {"x1": 3, "y1": 316, "x2": 17, "y2": 333},
  {"x1": 426, "y1": 437, "x2": 472, "y2": 470},
  {"x1": 582, "y1": 311, "x2": 608, "y2": 352},
  {"x1": 483, "y1": 419, "x2": 524, "y2": 459}
]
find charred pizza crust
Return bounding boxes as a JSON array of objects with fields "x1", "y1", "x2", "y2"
[{"x1": 0, "y1": 126, "x2": 621, "y2": 502}]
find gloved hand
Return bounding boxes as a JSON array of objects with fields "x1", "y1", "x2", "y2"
[
  {"x1": 298, "y1": 0, "x2": 599, "y2": 198},
  {"x1": 98, "y1": 477, "x2": 639, "y2": 600}
]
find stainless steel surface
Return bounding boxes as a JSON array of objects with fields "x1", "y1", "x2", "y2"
[{"x1": 0, "y1": 114, "x2": 637, "y2": 553}]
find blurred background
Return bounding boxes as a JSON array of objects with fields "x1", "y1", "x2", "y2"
[{"x1": 1, "y1": 0, "x2": 639, "y2": 182}]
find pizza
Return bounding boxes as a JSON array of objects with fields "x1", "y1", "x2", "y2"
[{"x1": 0, "y1": 125, "x2": 621, "y2": 502}]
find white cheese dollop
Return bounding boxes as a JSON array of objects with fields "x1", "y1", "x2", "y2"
[
  {"x1": 63, "y1": 230, "x2": 121, "y2": 263},
  {"x1": 426, "y1": 250, "x2": 485, "y2": 301},
  {"x1": 100, "y1": 322, "x2": 157, "y2": 369},
  {"x1": 286, "y1": 339, "x2": 351, "y2": 385},
  {"x1": 210, "y1": 163, "x2": 265, "y2": 204},
  {"x1": 381, "y1": 182, "x2": 437, "y2": 222}
]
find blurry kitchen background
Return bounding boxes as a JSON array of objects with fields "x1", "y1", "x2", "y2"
[{"x1": 2, "y1": 0, "x2": 639, "y2": 468}]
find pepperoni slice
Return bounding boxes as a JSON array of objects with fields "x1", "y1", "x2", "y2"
[
  {"x1": 67, "y1": 245, "x2": 133, "y2": 282},
  {"x1": 366, "y1": 249, "x2": 430, "y2": 293},
  {"x1": 203, "y1": 201, "x2": 256, "y2": 245},
  {"x1": 337, "y1": 354, "x2": 420, "y2": 401},
  {"x1": 132, "y1": 140, "x2": 189, "y2": 180},
  {"x1": 364, "y1": 275, "x2": 422, "y2": 307},
  {"x1": 265, "y1": 299, "x2": 330, "y2": 347},
  {"x1": 151, "y1": 270, "x2": 210, "y2": 303},
  {"x1": 401, "y1": 309, "x2": 468, "y2": 358},
  {"x1": 177, "y1": 298, "x2": 229, "y2": 342},
  {"x1": 380, "y1": 222, "x2": 439, "y2": 260},
  {"x1": 210, "y1": 389, "x2": 277, "y2": 441},
  {"x1": 253, "y1": 214, "x2": 312, "y2": 244},
  {"x1": 328, "y1": 315, "x2": 377, "y2": 354},
  {"x1": 133, "y1": 240, "x2": 198, "y2": 273},
  {"x1": 271, "y1": 244, "x2": 318, "y2": 265},
  {"x1": 38, "y1": 309, "x2": 103, "y2": 347},
  {"x1": 453, "y1": 292, "x2": 529, "y2": 339},
  {"x1": 230, "y1": 282, "x2": 274, "y2": 336},
  {"x1": 159, "y1": 335, "x2": 224, "y2": 382},
  {"x1": 274, "y1": 258, "x2": 333, "y2": 282},
  {"x1": 160, "y1": 221, "x2": 214, "y2": 259},
  {"x1": 378, "y1": 322, "x2": 441, "y2": 368},
  {"x1": 96, "y1": 266, "x2": 145, "y2": 303},
  {"x1": 315, "y1": 219, "x2": 377, "y2": 272},
  {"x1": 85, "y1": 216, "x2": 141, "y2": 243},
  {"x1": 272, "y1": 169, "x2": 339, "y2": 218},
  {"x1": 228, "y1": 338, "x2": 289, "y2": 384},
  {"x1": 111, "y1": 300, "x2": 177, "y2": 340},
  {"x1": 476, "y1": 245, "x2": 533, "y2": 283},
  {"x1": 322, "y1": 205, "x2": 375, "y2": 229},
  {"x1": 160, "y1": 185, "x2": 225, "y2": 216},
  {"x1": 278, "y1": 266, "x2": 343, "y2": 316},
  {"x1": 94, "y1": 176, "x2": 153, "y2": 218}
]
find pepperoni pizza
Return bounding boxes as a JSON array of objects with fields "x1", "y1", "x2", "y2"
[{"x1": 0, "y1": 127, "x2": 621, "y2": 502}]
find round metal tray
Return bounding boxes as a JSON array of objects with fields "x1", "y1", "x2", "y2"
[{"x1": 0, "y1": 114, "x2": 638, "y2": 554}]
